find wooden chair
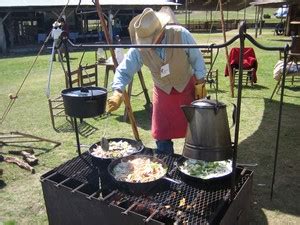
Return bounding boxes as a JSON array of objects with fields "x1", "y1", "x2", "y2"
[
  {"x1": 270, "y1": 36, "x2": 300, "y2": 99},
  {"x1": 226, "y1": 47, "x2": 258, "y2": 87},
  {"x1": 48, "y1": 64, "x2": 98, "y2": 130},
  {"x1": 96, "y1": 48, "x2": 115, "y2": 88},
  {"x1": 96, "y1": 49, "x2": 152, "y2": 121},
  {"x1": 201, "y1": 48, "x2": 219, "y2": 91}
]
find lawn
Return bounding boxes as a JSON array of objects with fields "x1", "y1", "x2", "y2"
[{"x1": 0, "y1": 27, "x2": 299, "y2": 225}]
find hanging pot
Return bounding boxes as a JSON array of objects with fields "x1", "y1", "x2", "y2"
[
  {"x1": 181, "y1": 99, "x2": 236, "y2": 161},
  {"x1": 61, "y1": 86, "x2": 107, "y2": 118}
]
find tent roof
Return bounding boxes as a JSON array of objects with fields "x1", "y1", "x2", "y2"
[
  {"x1": 250, "y1": 0, "x2": 287, "y2": 8},
  {"x1": 0, "y1": 0, "x2": 178, "y2": 8},
  {"x1": 183, "y1": 0, "x2": 253, "y2": 11},
  {"x1": 250, "y1": 0, "x2": 299, "y2": 8}
]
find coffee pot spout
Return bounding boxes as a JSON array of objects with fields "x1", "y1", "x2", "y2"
[{"x1": 181, "y1": 105, "x2": 195, "y2": 122}]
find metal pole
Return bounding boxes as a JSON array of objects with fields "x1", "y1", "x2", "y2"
[
  {"x1": 219, "y1": 0, "x2": 234, "y2": 97},
  {"x1": 270, "y1": 45, "x2": 289, "y2": 199},
  {"x1": 63, "y1": 39, "x2": 82, "y2": 156},
  {"x1": 231, "y1": 21, "x2": 246, "y2": 201},
  {"x1": 95, "y1": 0, "x2": 140, "y2": 141},
  {"x1": 255, "y1": 6, "x2": 258, "y2": 38}
]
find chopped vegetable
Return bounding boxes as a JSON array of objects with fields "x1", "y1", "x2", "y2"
[
  {"x1": 91, "y1": 140, "x2": 138, "y2": 158},
  {"x1": 180, "y1": 159, "x2": 232, "y2": 180},
  {"x1": 113, "y1": 157, "x2": 167, "y2": 183}
]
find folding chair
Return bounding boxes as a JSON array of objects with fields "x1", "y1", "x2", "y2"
[
  {"x1": 270, "y1": 36, "x2": 300, "y2": 99},
  {"x1": 48, "y1": 64, "x2": 98, "y2": 130},
  {"x1": 225, "y1": 47, "x2": 258, "y2": 86}
]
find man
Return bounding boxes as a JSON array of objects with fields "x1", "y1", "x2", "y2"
[
  {"x1": 51, "y1": 21, "x2": 62, "y2": 61},
  {"x1": 107, "y1": 7, "x2": 207, "y2": 154},
  {"x1": 58, "y1": 17, "x2": 69, "y2": 59}
]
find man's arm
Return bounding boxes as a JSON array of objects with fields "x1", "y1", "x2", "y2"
[
  {"x1": 112, "y1": 48, "x2": 143, "y2": 91},
  {"x1": 180, "y1": 27, "x2": 207, "y2": 83}
]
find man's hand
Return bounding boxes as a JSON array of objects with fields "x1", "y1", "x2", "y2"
[
  {"x1": 195, "y1": 83, "x2": 207, "y2": 100},
  {"x1": 106, "y1": 90, "x2": 123, "y2": 112}
]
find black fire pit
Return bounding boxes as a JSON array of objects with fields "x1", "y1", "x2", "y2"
[{"x1": 40, "y1": 151, "x2": 253, "y2": 225}]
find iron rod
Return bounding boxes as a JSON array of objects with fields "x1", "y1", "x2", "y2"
[
  {"x1": 231, "y1": 22, "x2": 246, "y2": 201},
  {"x1": 270, "y1": 45, "x2": 289, "y2": 199}
]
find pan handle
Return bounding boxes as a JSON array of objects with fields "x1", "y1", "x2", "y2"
[{"x1": 162, "y1": 176, "x2": 182, "y2": 185}]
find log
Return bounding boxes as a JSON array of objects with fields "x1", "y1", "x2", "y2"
[
  {"x1": 4, "y1": 156, "x2": 35, "y2": 174},
  {"x1": 21, "y1": 151, "x2": 38, "y2": 166},
  {"x1": 8, "y1": 148, "x2": 35, "y2": 155}
]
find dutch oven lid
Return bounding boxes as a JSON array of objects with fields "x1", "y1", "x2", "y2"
[
  {"x1": 62, "y1": 87, "x2": 107, "y2": 97},
  {"x1": 191, "y1": 99, "x2": 226, "y2": 108}
]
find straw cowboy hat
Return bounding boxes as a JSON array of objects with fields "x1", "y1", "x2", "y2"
[
  {"x1": 129, "y1": 7, "x2": 176, "y2": 44},
  {"x1": 52, "y1": 21, "x2": 61, "y2": 28}
]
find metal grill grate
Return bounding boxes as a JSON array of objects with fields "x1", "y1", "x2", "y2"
[{"x1": 41, "y1": 152, "x2": 252, "y2": 224}]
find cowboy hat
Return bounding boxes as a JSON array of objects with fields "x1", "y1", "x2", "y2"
[
  {"x1": 52, "y1": 21, "x2": 61, "y2": 28},
  {"x1": 128, "y1": 8, "x2": 172, "y2": 44}
]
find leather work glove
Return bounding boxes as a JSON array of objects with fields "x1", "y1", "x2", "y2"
[
  {"x1": 107, "y1": 91, "x2": 123, "y2": 112},
  {"x1": 195, "y1": 83, "x2": 207, "y2": 100}
]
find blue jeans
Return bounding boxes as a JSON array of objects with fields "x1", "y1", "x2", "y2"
[{"x1": 156, "y1": 140, "x2": 174, "y2": 155}]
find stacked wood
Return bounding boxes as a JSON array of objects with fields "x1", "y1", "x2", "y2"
[
  {"x1": 8, "y1": 149, "x2": 38, "y2": 166},
  {"x1": 4, "y1": 156, "x2": 35, "y2": 174},
  {"x1": 1, "y1": 149, "x2": 38, "y2": 174}
]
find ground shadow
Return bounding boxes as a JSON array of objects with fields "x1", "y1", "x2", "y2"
[
  {"x1": 0, "y1": 180, "x2": 6, "y2": 189},
  {"x1": 234, "y1": 84, "x2": 269, "y2": 90},
  {"x1": 237, "y1": 98, "x2": 300, "y2": 224},
  {"x1": 115, "y1": 108, "x2": 152, "y2": 131},
  {"x1": 54, "y1": 119, "x2": 99, "y2": 137}
]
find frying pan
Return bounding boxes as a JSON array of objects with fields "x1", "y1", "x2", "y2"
[
  {"x1": 107, "y1": 154, "x2": 181, "y2": 195},
  {"x1": 176, "y1": 157, "x2": 232, "y2": 186},
  {"x1": 88, "y1": 138, "x2": 144, "y2": 170}
]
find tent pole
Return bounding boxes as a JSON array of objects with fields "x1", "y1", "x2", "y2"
[
  {"x1": 95, "y1": 0, "x2": 140, "y2": 141},
  {"x1": 255, "y1": 6, "x2": 258, "y2": 38},
  {"x1": 219, "y1": 0, "x2": 234, "y2": 97}
]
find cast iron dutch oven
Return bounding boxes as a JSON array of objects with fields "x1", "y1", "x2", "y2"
[
  {"x1": 61, "y1": 86, "x2": 107, "y2": 118},
  {"x1": 88, "y1": 138, "x2": 144, "y2": 169},
  {"x1": 108, "y1": 154, "x2": 181, "y2": 195}
]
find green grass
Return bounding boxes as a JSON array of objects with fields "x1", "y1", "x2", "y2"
[
  {"x1": 0, "y1": 28, "x2": 299, "y2": 224},
  {"x1": 176, "y1": 6, "x2": 283, "y2": 24}
]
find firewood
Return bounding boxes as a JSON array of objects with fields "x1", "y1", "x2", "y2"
[
  {"x1": 21, "y1": 151, "x2": 38, "y2": 166},
  {"x1": 8, "y1": 148, "x2": 35, "y2": 155},
  {"x1": 4, "y1": 156, "x2": 35, "y2": 174}
]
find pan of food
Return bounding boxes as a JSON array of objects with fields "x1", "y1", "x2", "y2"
[
  {"x1": 107, "y1": 155, "x2": 181, "y2": 194},
  {"x1": 88, "y1": 138, "x2": 144, "y2": 169},
  {"x1": 176, "y1": 157, "x2": 232, "y2": 184}
]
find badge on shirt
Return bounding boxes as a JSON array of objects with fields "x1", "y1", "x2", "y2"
[{"x1": 160, "y1": 64, "x2": 170, "y2": 78}]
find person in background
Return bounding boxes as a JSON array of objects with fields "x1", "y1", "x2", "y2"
[
  {"x1": 51, "y1": 21, "x2": 62, "y2": 61},
  {"x1": 107, "y1": 7, "x2": 207, "y2": 155},
  {"x1": 58, "y1": 17, "x2": 69, "y2": 59}
]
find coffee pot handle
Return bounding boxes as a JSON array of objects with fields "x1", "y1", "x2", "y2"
[{"x1": 231, "y1": 103, "x2": 237, "y2": 128}]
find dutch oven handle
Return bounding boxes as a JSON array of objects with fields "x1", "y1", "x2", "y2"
[
  {"x1": 80, "y1": 87, "x2": 89, "y2": 93},
  {"x1": 80, "y1": 87, "x2": 95, "y2": 100}
]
